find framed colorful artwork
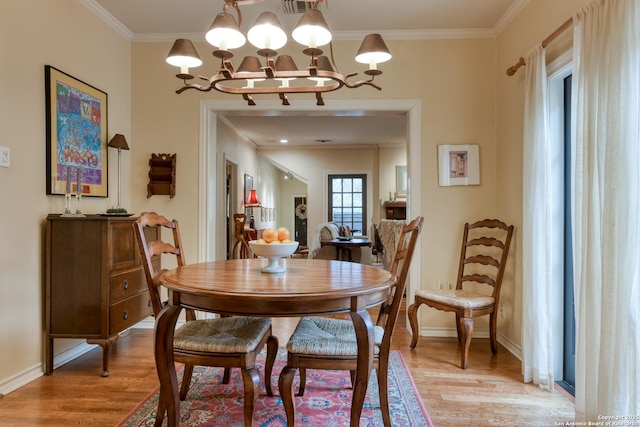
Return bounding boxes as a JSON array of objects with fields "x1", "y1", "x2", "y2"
[
  {"x1": 438, "y1": 144, "x2": 480, "y2": 186},
  {"x1": 45, "y1": 65, "x2": 108, "y2": 196}
]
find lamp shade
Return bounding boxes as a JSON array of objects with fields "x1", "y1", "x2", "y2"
[
  {"x1": 237, "y1": 56, "x2": 264, "y2": 74},
  {"x1": 205, "y1": 12, "x2": 246, "y2": 50},
  {"x1": 355, "y1": 33, "x2": 392, "y2": 67},
  {"x1": 308, "y1": 55, "x2": 334, "y2": 84},
  {"x1": 245, "y1": 189, "x2": 262, "y2": 207},
  {"x1": 275, "y1": 55, "x2": 299, "y2": 72},
  {"x1": 166, "y1": 39, "x2": 203, "y2": 68},
  {"x1": 107, "y1": 134, "x2": 130, "y2": 150},
  {"x1": 292, "y1": 9, "x2": 332, "y2": 48},
  {"x1": 247, "y1": 12, "x2": 287, "y2": 50}
]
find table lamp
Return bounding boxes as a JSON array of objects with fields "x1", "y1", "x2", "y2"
[
  {"x1": 107, "y1": 134, "x2": 130, "y2": 210},
  {"x1": 245, "y1": 189, "x2": 261, "y2": 228}
]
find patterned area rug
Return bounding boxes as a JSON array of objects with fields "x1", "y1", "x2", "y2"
[{"x1": 118, "y1": 349, "x2": 432, "y2": 427}]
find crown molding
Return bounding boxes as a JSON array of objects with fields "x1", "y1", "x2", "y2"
[
  {"x1": 132, "y1": 28, "x2": 497, "y2": 43},
  {"x1": 80, "y1": 0, "x2": 133, "y2": 41},
  {"x1": 83, "y1": 0, "x2": 525, "y2": 44},
  {"x1": 494, "y1": 0, "x2": 530, "y2": 34}
]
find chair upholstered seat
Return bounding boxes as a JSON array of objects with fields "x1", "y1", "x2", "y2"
[
  {"x1": 174, "y1": 317, "x2": 272, "y2": 354},
  {"x1": 287, "y1": 317, "x2": 385, "y2": 356},
  {"x1": 414, "y1": 289, "x2": 495, "y2": 309}
]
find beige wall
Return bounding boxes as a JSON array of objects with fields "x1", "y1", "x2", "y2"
[
  {"x1": 0, "y1": 0, "x2": 596, "y2": 394},
  {"x1": 496, "y1": 0, "x2": 591, "y2": 348},
  {"x1": 0, "y1": 0, "x2": 131, "y2": 391}
]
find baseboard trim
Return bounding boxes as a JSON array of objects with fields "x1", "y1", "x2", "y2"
[
  {"x1": 2, "y1": 317, "x2": 169, "y2": 395},
  {"x1": 0, "y1": 341, "x2": 94, "y2": 395},
  {"x1": 417, "y1": 327, "x2": 523, "y2": 361}
]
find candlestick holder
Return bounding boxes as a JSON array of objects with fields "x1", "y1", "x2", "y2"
[
  {"x1": 61, "y1": 192, "x2": 75, "y2": 217},
  {"x1": 74, "y1": 193, "x2": 85, "y2": 217}
]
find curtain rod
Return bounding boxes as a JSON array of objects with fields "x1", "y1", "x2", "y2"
[{"x1": 505, "y1": 17, "x2": 573, "y2": 76}]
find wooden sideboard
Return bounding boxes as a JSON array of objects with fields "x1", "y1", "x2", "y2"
[
  {"x1": 383, "y1": 201, "x2": 407, "y2": 220},
  {"x1": 45, "y1": 214, "x2": 158, "y2": 376}
]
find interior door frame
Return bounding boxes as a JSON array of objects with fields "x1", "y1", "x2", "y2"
[{"x1": 196, "y1": 99, "x2": 422, "y2": 314}]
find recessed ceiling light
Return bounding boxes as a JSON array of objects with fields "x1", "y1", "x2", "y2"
[{"x1": 280, "y1": 139, "x2": 288, "y2": 144}]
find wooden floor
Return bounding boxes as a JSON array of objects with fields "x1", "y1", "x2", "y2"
[{"x1": 0, "y1": 303, "x2": 575, "y2": 426}]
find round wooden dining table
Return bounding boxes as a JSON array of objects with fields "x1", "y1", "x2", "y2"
[{"x1": 156, "y1": 258, "x2": 395, "y2": 427}]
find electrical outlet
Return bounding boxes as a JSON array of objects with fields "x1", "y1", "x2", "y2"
[{"x1": 0, "y1": 145, "x2": 9, "y2": 168}]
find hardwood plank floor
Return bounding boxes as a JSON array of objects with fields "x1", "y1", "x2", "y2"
[{"x1": 0, "y1": 304, "x2": 574, "y2": 426}]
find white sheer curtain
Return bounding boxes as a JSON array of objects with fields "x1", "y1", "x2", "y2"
[
  {"x1": 521, "y1": 45, "x2": 564, "y2": 390},
  {"x1": 572, "y1": 0, "x2": 640, "y2": 420}
]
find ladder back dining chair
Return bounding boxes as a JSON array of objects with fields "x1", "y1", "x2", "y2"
[
  {"x1": 407, "y1": 218, "x2": 514, "y2": 369},
  {"x1": 134, "y1": 211, "x2": 278, "y2": 427},
  {"x1": 278, "y1": 216, "x2": 424, "y2": 427}
]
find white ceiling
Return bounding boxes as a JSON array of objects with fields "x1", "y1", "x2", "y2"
[{"x1": 89, "y1": 0, "x2": 522, "y2": 147}]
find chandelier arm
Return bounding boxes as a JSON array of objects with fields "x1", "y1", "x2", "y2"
[
  {"x1": 279, "y1": 93, "x2": 290, "y2": 106},
  {"x1": 224, "y1": 1, "x2": 243, "y2": 28},
  {"x1": 175, "y1": 83, "x2": 215, "y2": 94},
  {"x1": 343, "y1": 73, "x2": 382, "y2": 90},
  {"x1": 243, "y1": 94, "x2": 256, "y2": 106},
  {"x1": 327, "y1": 42, "x2": 341, "y2": 75}
]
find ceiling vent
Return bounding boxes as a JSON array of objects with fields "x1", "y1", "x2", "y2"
[{"x1": 281, "y1": 0, "x2": 314, "y2": 14}]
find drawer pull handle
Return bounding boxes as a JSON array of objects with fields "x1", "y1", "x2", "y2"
[
  {"x1": 123, "y1": 279, "x2": 129, "y2": 290},
  {"x1": 147, "y1": 299, "x2": 152, "y2": 307},
  {"x1": 123, "y1": 310, "x2": 128, "y2": 320}
]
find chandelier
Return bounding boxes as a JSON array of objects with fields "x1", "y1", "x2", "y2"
[{"x1": 165, "y1": 0, "x2": 392, "y2": 106}]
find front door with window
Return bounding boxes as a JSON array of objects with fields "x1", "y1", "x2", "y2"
[{"x1": 328, "y1": 174, "x2": 367, "y2": 235}]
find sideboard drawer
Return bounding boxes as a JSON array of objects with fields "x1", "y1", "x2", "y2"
[
  {"x1": 109, "y1": 292, "x2": 153, "y2": 334},
  {"x1": 110, "y1": 268, "x2": 147, "y2": 301}
]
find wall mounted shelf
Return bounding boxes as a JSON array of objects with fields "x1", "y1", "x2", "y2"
[{"x1": 147, "y1": 153, "x2": 176, "y2": 198}]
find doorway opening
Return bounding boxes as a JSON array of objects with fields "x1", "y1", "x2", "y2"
[
  {"x1": 198, "y1": 99, "x2": 422, "y2": 311},
  {"x1": 293, "y1": 196, "x2": 307, "y2": 246}
]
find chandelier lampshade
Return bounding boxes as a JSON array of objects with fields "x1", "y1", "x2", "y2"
[
  {"x1": 355, "y1": 33, "x2": 392, "y2": 73},
  {"x1": 247, "y1": 12, "x2": 288, "y2": 51},
  {"x1": 291, "y1": 8, "x2": 332, "y2": 48},
  {"x1": 166, "y1": 39, "x2": 202, "y2": 78},
  {"x1": 205, "y1": 12, "x2": 246, "y2": 50}
]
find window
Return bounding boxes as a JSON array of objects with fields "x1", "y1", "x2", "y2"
[{"x1": 328, "y1": 174, "x2": 367, "y2": 234}]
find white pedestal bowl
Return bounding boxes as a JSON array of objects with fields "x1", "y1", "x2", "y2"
[{"x1": 249, "y1": 241, "x2": 299, "y2": 273}]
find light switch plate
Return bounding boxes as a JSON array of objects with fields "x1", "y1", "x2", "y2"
[{"x1": 0, "y1": 146, "x2": 10, "y2": 168}]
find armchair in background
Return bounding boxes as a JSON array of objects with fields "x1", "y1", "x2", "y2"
[{"x1": 307, "y1": 222, "x2": 372, "y2": 265}]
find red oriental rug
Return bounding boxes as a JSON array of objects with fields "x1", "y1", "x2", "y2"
[{"x1": 117, "y1": 349, "x2": 432, "y2": 426}]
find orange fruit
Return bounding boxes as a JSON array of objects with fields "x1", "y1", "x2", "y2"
[
  {"x1": 262, "y1": 228, "x2": 277, "y2": 243},
  {"x1": 277, "y1": 227, "x2": 290, "y2": 242}
]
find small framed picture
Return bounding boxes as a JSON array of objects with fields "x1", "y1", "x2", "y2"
[
  {"x1": 438, "y1": 144, "x2": 480, "y2": 186},
  {"x1": 395, "y1": 165, "x2": 407, "y2": 196}
]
